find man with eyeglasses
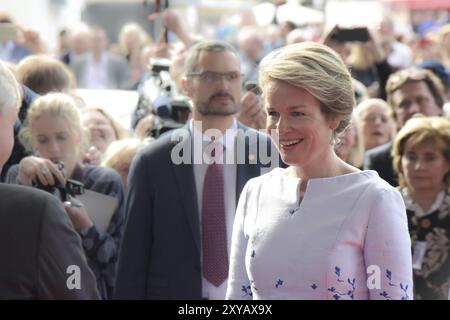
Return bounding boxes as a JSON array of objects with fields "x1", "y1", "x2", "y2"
[
  {"x1": 364, "y1": 67, "x2": 445, "y2": 186},
  {"x1": 115, "y1": 40, "x2": 279, "y2": 300}
]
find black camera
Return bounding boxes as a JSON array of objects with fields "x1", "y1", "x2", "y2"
[
  {"x1": 330, "y1": 27, "x2": 370, "y2": 43},
  {"x1": 35, "y1": 161, "x2": 84, "y2": 203},
  {"x1": 244, "y1": 80, "x2": 262, "y2": 95},
  {"x1": 132, "y1": 58, "x2": 192, "y2": 138}
]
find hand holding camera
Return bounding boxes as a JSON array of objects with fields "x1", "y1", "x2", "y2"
[
  {"x1": 18, "y1": 156, "x2": 66, "y2": 188},
  {"x1": 18, "y1": 156, "x2": 84, "y2": 203},
  {"x1": 238, "y1": 82, "x2": 266, "y2": 130}
]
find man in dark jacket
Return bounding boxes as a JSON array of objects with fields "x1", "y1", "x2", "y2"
[
  {"x1": 0, "y1": 60, "x2": 99, "y2": 299},
  {"x1": 115, "y1": 40, "x2": 279, "y2": 299}
]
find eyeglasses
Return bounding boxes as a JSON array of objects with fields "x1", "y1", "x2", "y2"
[{"x1": 187, "y1": 71, "x2": 242, "y2": 84}]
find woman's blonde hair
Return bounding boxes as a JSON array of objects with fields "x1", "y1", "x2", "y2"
[
  {"x1": 118, "y1": 23, "x2": 152, "y2": 57},
  {"x1": 259, "y1": 41, "x2": 355, "y2": 138},
  {"x1": 19, "y1": 93, "x2": 88, "y2": 154},
  {"x1": 101, "y1": 137, "x2": 153, "y2": 169},
  {"x1": 335, "y1": 113, "x2": 365, "y2": 168},
  {"x1": 354, "y1": 98, "x2": 396, "y2": 145},
  {"x1": 81, "y1": 107, "x2": 130, "y2": 140},
  {"x1": 393, "y1": 116, "x2": 450, "y2": 189}
]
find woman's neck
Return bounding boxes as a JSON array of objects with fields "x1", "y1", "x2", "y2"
[
  {"x1": 291, "y1": 151, "x2": 357, "y2": 181},
  {"x1": 409, "y1": 186, "x2": 443, "y2": 212}
]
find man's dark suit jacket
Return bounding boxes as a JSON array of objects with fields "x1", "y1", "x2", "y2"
[
  {"x1": 363, "y1": 141, "x2": 398, "y2": 187},
  {"x1": 114, "y1": 125, "x2": 279, "y2": 299},
  {"x1": 0, "y1": 183, "x2": 99, "y2": 299}
]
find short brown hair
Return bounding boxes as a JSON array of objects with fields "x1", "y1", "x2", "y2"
[
  {"x1": 16, "y1": 55, "x2": 76, "y2": 95},
  {"x1": 386, "y1": 68, "x2": 445, "y2": 123},
  {"x1": 392, "y1": 116, "x2": 450, "y2": 189},
  {"x1": 184, "y1": 40, "x2": 239, "y2": 76}
]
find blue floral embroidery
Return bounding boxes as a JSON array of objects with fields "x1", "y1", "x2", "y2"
[
  {"x1": 335, "y1": 266, "x2": 344, "y2": 282},
  {"x1": 275, "y1": 279, "x2": 283, "y2": 288},
  {"x1": 400, "y1": 283, "x2": 409, "y2": 300},
  {"x1": 241, "y1": 285, "x2": 253, "y2": 297},
  {"x1": 311, "y1": 283, "x2": 318, "y2": 290},
  {"x1": 386, "y1": 269, "x2": 396, "y2": 287},
  {"x1": 380, "y1": 270, "x2": 410, "y2": 300},
  {"x1": 328, "y1": 266, "x2": 356, "y2": 300},
  {"x1": 347, "y1": 278, "x2": 356, "y2": 299},
  {"x1": 288, "y1": 207, "x2": 300, "y2": 216},
  {"x1": 380, "y1": 291, "x2": 392, "y2": 300},
  {"x1": 250, "y1": 249, "x2": 256, "y2": 258}
]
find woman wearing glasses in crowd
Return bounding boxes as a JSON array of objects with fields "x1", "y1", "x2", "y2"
[
  {"x1": 226, "y1": 42, "x2": 413, "y2": 300},
  {"x1": 393, "y1": 116, "x2": 450, "y2": 300},
  {"x1": 5, "y1": 93, "x2": 125, "y2": 300}
]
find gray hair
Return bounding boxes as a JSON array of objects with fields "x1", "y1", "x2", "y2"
[
  {"x1": 259, "y1": 41, "x2": 355, "y2": 137},
  {"x1": 0, "y1": 60, "x2": 21, "y2": 116}
]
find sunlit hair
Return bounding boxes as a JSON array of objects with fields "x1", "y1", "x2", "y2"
[
  {"x1": 19, "y1": 93, "x2": 88, "y2": 154},
  {"x1": 385, "y1": 68, "x2": 445, "y2": 125},
  {"x1": 0, "y1": 60, "x2": 21, "y2": 116},
  {"x1": 259, "y1": 41, "x2": 355, "y2": 139},
  {"x1": 81, "y1": 107, "x2": 130, "y2": 140},
  {"x1": 392, "y1": 116, "x2": 450, "y2": 189},
  {"x1": 354, "y1": 98, "x2": 396, "y2": 147},
  {"x1": 101, "y1": 137, "x2": 153, "y2": 169},
  {"x1": 184, "y1": 40, "x2": 239, "y2": 76},
  {"x1": 16, "y1": 55, "x2": 76, "y2": 95},
  {"x1": 335, "y1": 113, "x2": 364, "y2": 168},
  {"x1": 118, "y1": 23, "x2": 152, "y2": 56}
]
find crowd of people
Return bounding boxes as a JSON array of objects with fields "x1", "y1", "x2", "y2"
[{"x1": 0, "y1": 5, "x2": 449, "y2": 300}]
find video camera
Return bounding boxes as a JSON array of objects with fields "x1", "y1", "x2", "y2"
[
  {"x1": 35, "y1": 161, "x2": 84, "y2": 204},
  {"x1": 132, "y1": 58, "x2": 192, "y2": 138}
]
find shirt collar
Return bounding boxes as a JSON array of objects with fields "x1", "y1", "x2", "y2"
[
  {"x1": 400, "y1": 187, "x2": 445, "y2": 218},
  {"x1": 189, "y1": 118, "x2": 238, "y2": 151}
]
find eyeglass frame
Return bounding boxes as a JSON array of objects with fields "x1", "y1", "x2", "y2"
[{"x1": 186, "y1": 70, "x2": 244, "y2": 84}]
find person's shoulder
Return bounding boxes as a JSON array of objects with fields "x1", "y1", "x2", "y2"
[
  {"x1": 0, "y1": 183, "x2": 65, "y2": 221},
  {"x1": 70, "y1": 53, "x2": 89, "y2": 65},
  {"x1": 108, "y1": 52, "x2": 128, "y2": 64},
  {"x1": 82, "y1": 165, "x2": 123, "y2": 194},
  {"x1": 361, "y1": 170, "x2": 401, "y2": 198},
  {"x1": 0, "y1": 183, "x2": 55, "y2": 205},
  {"x1": 84, "y1": 164, "x2": 120, "y2": 181},
  {"x1": 139, "y1": 128, "x2": 189, "y2": 158},
  {"x1": 365, "y1": 141, "x2": 393, "y2": 159},
  {"x1": 236, "y1": 122, "x2": 270, "y2": 139}
]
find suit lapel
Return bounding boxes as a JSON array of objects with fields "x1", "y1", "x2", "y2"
[
  {"x1": 170, "y1": 130, "x2": 201, "y2": 253},
  {"x1": 235, "y1": 125, "x2": 260, "y2": 206}
]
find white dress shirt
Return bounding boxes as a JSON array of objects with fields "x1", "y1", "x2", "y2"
[{"x1": 82, "y1": 52, "x2": 109, "y2": 89}]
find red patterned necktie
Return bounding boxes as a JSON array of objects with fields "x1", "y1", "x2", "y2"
[{"x1": 202, "y1": 143, "x2": 228, "y2": 287}]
